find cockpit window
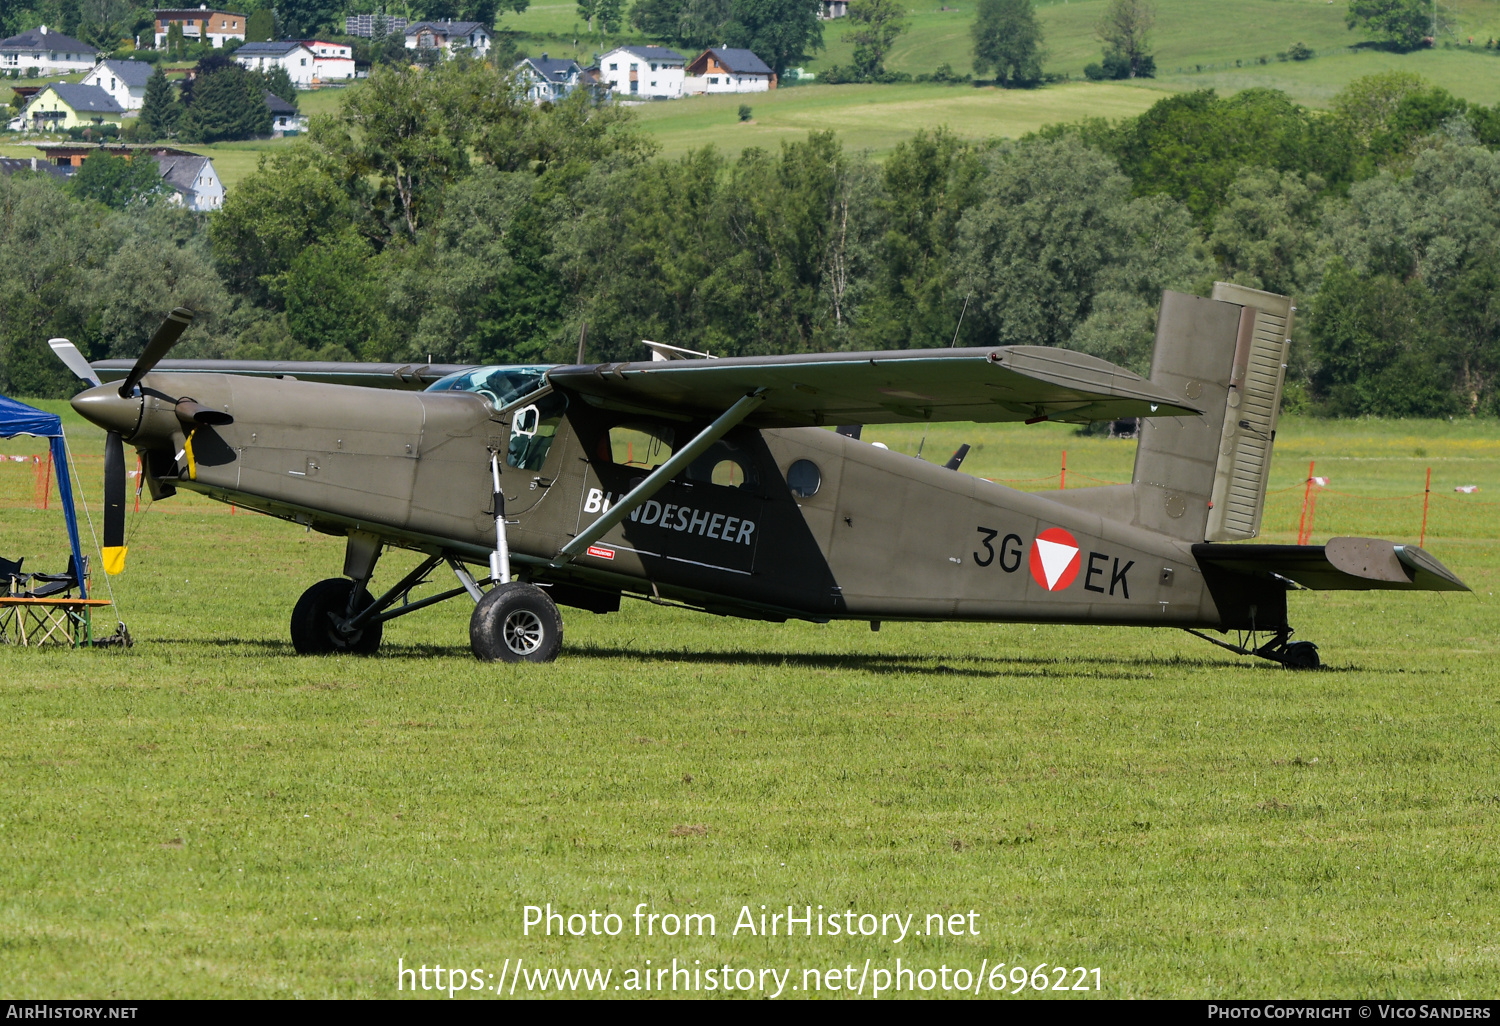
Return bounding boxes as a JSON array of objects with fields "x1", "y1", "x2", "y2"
[{"x1": 425, "y1": 365, "x2": 553, "y2": 407}]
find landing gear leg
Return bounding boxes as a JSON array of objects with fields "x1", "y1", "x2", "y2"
[
  {"x1": 470, "y1": 583, "x2": 563, "y2": 663},
  {"x1": 291, "y1": 578, "x2": 383, "y2": 654},
  {"x1": 1184, "y1": 627, "x2": 1321, "y2": 670}
]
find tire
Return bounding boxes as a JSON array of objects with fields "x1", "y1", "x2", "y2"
[
  {"x1": 1282, "y1": 640, "x2": 1320, "y2": 670},
  {"x1": 290, "y1": 577, "x2": 383, "y2": 655},
  {"x1": 470, "y1": 582, "x2": 563, "y2": 663}
]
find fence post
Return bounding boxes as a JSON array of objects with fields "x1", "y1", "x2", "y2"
[
  {"x1": 1420, "y1": 465, "x2": 1431, "y2": 548},
  {"x1": 1060, "y1": 449, "x2": 1067, "y2": 490},
  {"x1": 1296, "y1": 460, "x2": 1315, "y2": 545}
]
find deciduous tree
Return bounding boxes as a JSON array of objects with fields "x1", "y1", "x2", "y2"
[
  {"x1": 843, "y1": 0, "x2": 906, "y2": 80},
  {"x1": 971, "y1": 0, "x2": 1044, "y2": 86},
  {"x1": 1345, "y1": 0, "x2": 1429, "y2": 50},
  {"x1": 1095, "y1": 0, "x2": 1154, "y2": 78},
  {"x1": 726, "y1": 0, "x2": 822, "y2": 77}
]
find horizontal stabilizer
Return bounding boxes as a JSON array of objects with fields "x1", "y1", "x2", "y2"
[
  {"x1": 91, "y1": 359, "x2": 474, "y2": 391},
  {"x1": 547, "y1": 346, "x2": 1200, "y2": 428},
  {"x1": 1194, "y1": 537, "x2": 1469, "y2": 592}
]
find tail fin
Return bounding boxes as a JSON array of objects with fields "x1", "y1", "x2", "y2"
[{"x1": 1131, "y1": 284, "x2": 1294, "y2": 542}]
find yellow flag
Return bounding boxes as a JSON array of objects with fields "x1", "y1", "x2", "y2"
[{"x1": 102, "y1": 546, "x2": 127, "y2": 576}]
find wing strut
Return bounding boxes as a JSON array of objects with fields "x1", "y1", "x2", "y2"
[{"x1": 554, "y1": 389, "x2": 768, "y2": 565}]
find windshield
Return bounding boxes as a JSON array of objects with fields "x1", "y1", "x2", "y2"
[{"x1": 424, "y1": 365, "x2": 553, "y2": 407}]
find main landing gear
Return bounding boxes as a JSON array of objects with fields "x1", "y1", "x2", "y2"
[
  {"x1": 1184, "y1": 627, "x2": 1321, "y2": 670},
  {"x1": 288, "y1": 552, "x2": 565, "y2": 663}
]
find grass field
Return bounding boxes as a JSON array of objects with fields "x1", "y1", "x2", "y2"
[
  {"x1": 629, "y1": 80, "x2": 1162, "y2": 156},
  {"x1": 1, "y1": 405, "x2": 1498, "y2": 998}
]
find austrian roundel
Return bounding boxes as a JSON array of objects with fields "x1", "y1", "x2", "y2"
[{"x1": 1029, "y1": 527, "x2": 1081, "y2": 592}]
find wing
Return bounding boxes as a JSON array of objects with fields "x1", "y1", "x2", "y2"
[
  {"x1": 91, "y1": 359, "x2": 476, "y2": 391},
  {"x1": 546, "y1": 346, "x2": 1199, "y2": 428}
]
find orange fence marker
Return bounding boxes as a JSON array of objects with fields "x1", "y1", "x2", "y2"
[
  {"x1": 1420, "y1": 466, "x2": 1431, "y2": 548},
  {"x1": 1060, "y1": 450, "x2": 1067, "y2": 490},
  {"x1": 40, "y1": 450, "x2": 52, "y2": 510},
  {"x1": 1296, "y1": 460, "x2": 1315, "y2": 545}
]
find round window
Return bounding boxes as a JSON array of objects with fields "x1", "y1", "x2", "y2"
[{"x1": 786, "y1": 459, "x2": 821, "y2": 498}]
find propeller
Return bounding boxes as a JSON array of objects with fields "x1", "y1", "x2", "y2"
[
  {"x1": 117, "y1": 307, "x2": 194, "y2": 397},
  {"x1": 49, "y1": 309, "x2": 199, "y2": 577}
]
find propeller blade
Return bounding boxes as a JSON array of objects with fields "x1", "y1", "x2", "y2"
[
  {"x1": 102, "y1": 431, "x2": 127, "y2": 575},
  {"x1": 117, "y1": 308, "x2": 195, "y2": 398},
  {"x1": 48, "y1": 338, "x2": 102, "y2": 387}
]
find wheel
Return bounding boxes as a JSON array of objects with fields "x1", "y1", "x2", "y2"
[
  {"x1": 470, "y1": 582, "x2": 563, "y2": 663},
  {"x1": 1281, "y1": 640, "x2": 1320, "y2": 670},
  {"x1": 290, "y1": 577, "x2": 383, "y2": 655}
]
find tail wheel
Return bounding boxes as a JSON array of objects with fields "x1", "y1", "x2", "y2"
[
  {"x1": 290, "y1": 577, "x2": 383, "y2": 655},
  {"x1": 1281, "y1": 640, "x2": 1320, "y2": 670},
  {"x1": 470, "y1": 582, "x2": 563, "y2": 663}
]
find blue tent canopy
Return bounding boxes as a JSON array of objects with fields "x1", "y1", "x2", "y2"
[{"x1": 0, "y1": 394, "x2": 88, "y2": 599}]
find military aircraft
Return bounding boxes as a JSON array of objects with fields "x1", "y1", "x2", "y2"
[{"x1": 53, "y1": 283, "x2": 1467, "y2": 666}]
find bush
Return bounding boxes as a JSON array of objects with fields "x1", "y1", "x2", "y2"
[
  {"x1": 1288, "y1": 41, "x2": 1313, "y2": 60},
  {"x1": 1083, "y1": 62, "x2": 1106, "y2": 80},
  {"x1": 25, "y1": 67, "x2": 39, "y2": 78},
  {"x1": 738, "y1": 104, "x2": 752, "y2": 122}
]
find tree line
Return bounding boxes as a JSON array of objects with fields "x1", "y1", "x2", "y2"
[{"x1": 4, "y1": 60, "x2": 1500, "y2": 418}]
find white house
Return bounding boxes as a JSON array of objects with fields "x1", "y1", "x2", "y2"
[
  {"x1": 598, "y1": 45, "x2": 686, "y2": 99},
  {"x1": 155, "y1": 153, "x2": 223, "y2": 212},
  {"x1": 684, "y1": 47, "x2": 776, "y2": 94},
  {"x1": 302, "y1": 40, "x2": 355, "y2": 80},
  {"x1": 0, "y1": 26, "x2": 98, "y2": 76},
  {"x1": 404, "y1": 21, "x2": 490, "y2": 57},
  {"x1": 233, "y1": 40, "x2": 316, "y2": 87},
  {"x1": 264, "y1": 91, "x2": 306, "y2": 135},
  {"x1": 81, "y1": 59, "x2": 155, "y2": 111},
  {"x1": 819, "y1": 0, "x2": 848, "y2": 17},
  {"x1": 152, "y1": 7, "x2": 246, "y2": 48},
  {"x1": 515, "y1": 55, "x2": 583, "y2": 104}
]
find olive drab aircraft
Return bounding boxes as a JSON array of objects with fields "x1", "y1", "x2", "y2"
[{"x1": 54, "y1": 283, "x2": 1467, "y2": 666}]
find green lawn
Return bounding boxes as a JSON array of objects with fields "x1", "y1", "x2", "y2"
[
  {"x1": 630, "y1": 80, "x2": 1164, "y2": 157},
  {"x1": 1, "y1": 406, "x2": 1498, "y2": 997}
]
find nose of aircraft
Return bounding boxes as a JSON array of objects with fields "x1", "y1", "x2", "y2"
[{"x1": 71, "y1": 384, "x2": 142, "y2": 438}]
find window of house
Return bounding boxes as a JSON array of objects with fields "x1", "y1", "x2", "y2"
[
  {"x1": 650, "y1": 63, "x2": 657, "y2": 71},
  {"x1": 609, "y1": 62, "x2": 617, "y2": 70},
  {"x1": 708, "y1": 76, "x2": 718, "y2": 84},
  {"x1": 649, "y1": 81, "x2": 655, "y2": 87},
  {"x1": 630, "y1": 80, "x2": 638, "y2": 92},
  {"x1": 630, "y1": 62, "x2": 637, "y2": 69}
]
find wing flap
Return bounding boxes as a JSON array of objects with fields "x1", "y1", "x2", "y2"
[{"x1": 547, "y1": 346, "x2": 1199, "y2": 428}]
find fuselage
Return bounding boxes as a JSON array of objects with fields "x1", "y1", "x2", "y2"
[{"x1": 76, "y1": 370, "x2": 1233, "y2": 629}]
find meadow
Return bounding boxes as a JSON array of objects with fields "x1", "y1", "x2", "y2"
[{"x1": 1, "y1": 403, "x2": 1497, "y2": 997}]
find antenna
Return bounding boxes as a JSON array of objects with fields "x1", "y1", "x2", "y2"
[{"x1": 917, "y1": 291, "x2": 973, "y2": 461}]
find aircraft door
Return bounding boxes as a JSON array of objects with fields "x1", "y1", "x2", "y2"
[{"x1": 498, "y1": 392, "x2": 570, "y2": 518}]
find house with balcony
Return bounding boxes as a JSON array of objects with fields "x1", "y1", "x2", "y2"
[
  {"x1": 404, "y1": 21, "x2": 491, "y2": 57},
  {"x1": 19, "y1": 84, "x2": 125, "y2": 131},
  {"x1": 302, "y1": 40, "x2": 355, "y2": 80},
  {"x1": 0, "y1": 26, "x2": 98, "y2": 76},
  {"x1": 152, "y1": 7, "x2": 246, "y2": 48},
  {"x1": 515, "y1": 55, "x2": 584, "y2": 104},
  {"x1": 683, "y1": 48, "x2": 776, "y2": 94}
]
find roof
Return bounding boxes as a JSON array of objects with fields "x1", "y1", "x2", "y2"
[
  {"x1": 517, "y1": 56, "x2": 581, "y2": 82},
  {"x1": 263, "y1": 90, "x2": 298, "y2": 114},
  {"x1": 406, "y1": 21, "x2": 487, "y2": 36},
  {"x1": 0, "y1": 157, "x2": 73, "y2": 182},
  {"x1": 233, "y1": 40, "x2": 309, "y2": 57},
  {"x1": 611, "y1": 45, "x2": 686, "y2": 62},
  {"x1": 154, "y1": 154, "x2": 214, "y2": 195},
  {"x1": 94, "y1": 59, "x2": 156, "y2": 87},
  {"x1": 0, "y1": 27, "x2": 98, "y2": 54},
  {"x1": 0, "y1": 394, "x2": 62, "y2": 440},
  {"x1": 151, "y1": 8, "x2": 246, "y2": 15},
  {"x1": 41, "y1": 84, "x2": 125, "y2": 114},
  {"x1": 699, "y1": 47, "x2": 773, "y2": 75}
]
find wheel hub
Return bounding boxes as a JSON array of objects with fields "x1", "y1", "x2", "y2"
[{"x1": 502, "y1": 608, "x2": 546, "y2": 655}]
